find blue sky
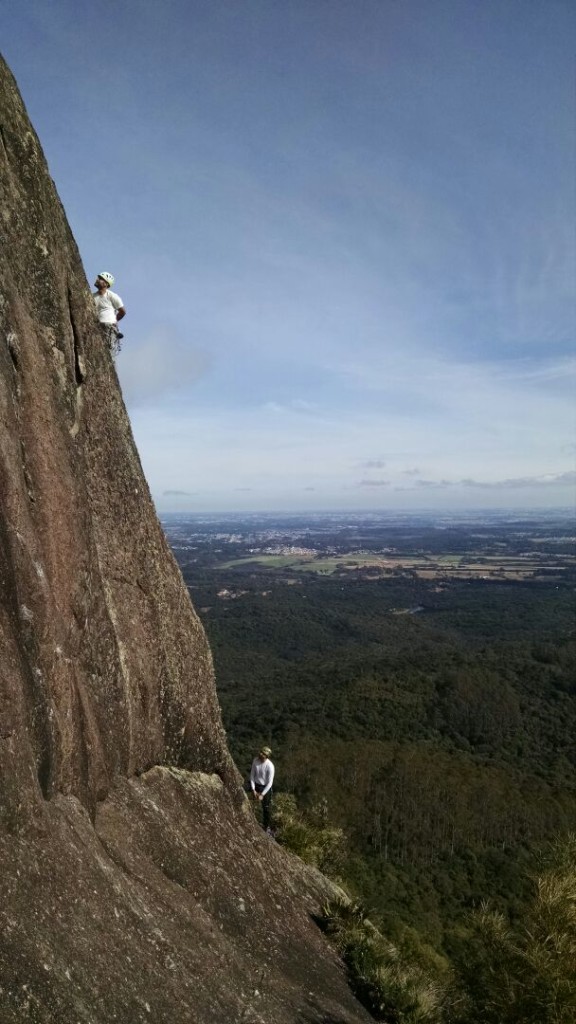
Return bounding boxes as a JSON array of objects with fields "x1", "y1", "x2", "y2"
[{"x1": 4, "y1": 0, "x2": 575, "y2": 512}]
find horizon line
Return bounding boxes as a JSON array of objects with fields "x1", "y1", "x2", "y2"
[{"x1": 158, "y1": 506, "x2": 575, "y2": 518}]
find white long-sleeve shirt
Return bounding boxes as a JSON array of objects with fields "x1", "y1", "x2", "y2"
[{"x1": 250, "y1": 757, "x2": 274, "y2": 796}]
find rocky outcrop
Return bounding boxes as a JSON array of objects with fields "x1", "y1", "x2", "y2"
[{"x1": 0, "y1": 55, "x2": 371, "y2": 1023}]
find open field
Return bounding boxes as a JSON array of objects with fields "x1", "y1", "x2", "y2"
[
  {"x1": 219, "y1": 554, "x2": 316, "y2": 570},
  {"x1": 217, "y1": 550, "x2": 574, "y2": 580}
]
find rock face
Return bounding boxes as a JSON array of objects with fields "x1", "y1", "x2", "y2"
[{"x1": 0, "y1": 57, "x2": 371, "y2": 1024}]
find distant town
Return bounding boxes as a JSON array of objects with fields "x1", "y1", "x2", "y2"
[{"x1": 161, "y1": 508, "x2": 575, "y2": 587}]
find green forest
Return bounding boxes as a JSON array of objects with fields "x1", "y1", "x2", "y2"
[
  {"x1": 170, "y1": 513, "x2": 575, "y2": 1019},
  {"x1": 187, "y1": 568, "x2": 575, "y2": 940}
]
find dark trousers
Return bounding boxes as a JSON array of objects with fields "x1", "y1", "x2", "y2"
[{"x1": 254, "y1": 783, "x2": 272, "y2": 830}]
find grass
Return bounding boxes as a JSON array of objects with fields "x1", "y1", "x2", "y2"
[
  {"x1": 217, "y1": 550, "x2": 573, "y2": 581},
  {"x1": 319, "y1": 898, "x2": 446, "y2": 1023},
  {"x1": 218, "y1": 554, "x2": 315, "y2": 569}
]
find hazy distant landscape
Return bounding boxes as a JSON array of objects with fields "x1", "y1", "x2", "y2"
[{"x1": 164, "y1": 508, "x2": 576, "y2": 949}]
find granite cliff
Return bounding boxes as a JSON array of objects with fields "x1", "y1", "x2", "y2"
[{"x1": 0, "y1": 55, "x2": 371, "y2": 1024}]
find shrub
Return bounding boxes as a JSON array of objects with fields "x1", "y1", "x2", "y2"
[
  {"x1": 445, "y1": 833, "x2": 576, "y2": 1023},
  {"x1": 271, "y1": 792, "x2": 347, "y2": 873},
  {"x1": 321, "y1": 897, "x2": 445, "y2": 1023}
]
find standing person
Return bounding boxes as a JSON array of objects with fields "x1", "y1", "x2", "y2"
[
  {"x1": 93, "y1": 272, "x2": 126, "y2": 354},
  {"x1": 250, "y1": 746, "x2": 274, "y2": 831}
]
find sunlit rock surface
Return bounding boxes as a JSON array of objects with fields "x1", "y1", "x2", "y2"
[{"x1": 0, "y1": 55, "x2": 371, "y2": 1023}]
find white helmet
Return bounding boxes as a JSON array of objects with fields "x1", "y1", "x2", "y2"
[{"x1": 99, "y1": 271, "x2": 115, "y2": 286}]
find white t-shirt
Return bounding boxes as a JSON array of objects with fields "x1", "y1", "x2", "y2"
[{"x1": 94, "y1": 289, "x2": 124, "y2": 325}]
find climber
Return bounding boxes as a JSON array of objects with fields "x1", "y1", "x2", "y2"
[
  {"x1": 249, "y1": 746, "x2": 275, "y2": 832},
  {"x1": 93, "y1": 272, "x2": 126, "y2": 354}
]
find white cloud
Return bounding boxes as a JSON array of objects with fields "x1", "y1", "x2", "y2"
[
  {"x1": 461, "y1": 471, "x2": 576, "y2": 490},
  {"x1": 118, "y1": 328, "x2": 210, "y2": 406},
  {"x1": 129, "y1": 391, "x2": 575, "y2": 511}
]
